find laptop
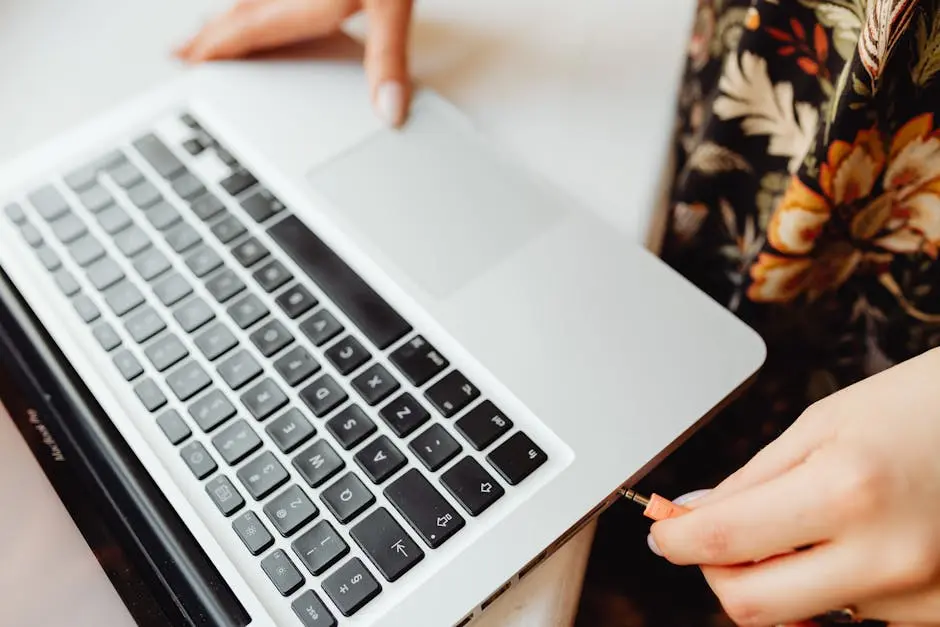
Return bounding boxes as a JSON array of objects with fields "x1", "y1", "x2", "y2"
[{"x1": 0, "y1": 59, "x2": 765, "y2": 627}]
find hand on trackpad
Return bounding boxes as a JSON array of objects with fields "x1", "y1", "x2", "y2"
[{"x1": 305, "y1": 99, "x2": 565, "y2": 298}]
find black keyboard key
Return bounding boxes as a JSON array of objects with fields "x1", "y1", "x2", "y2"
[
  {"x1": 181, "y1": 441, "x2": 217, "y2": 479},
  {"x1": 79, "y1": 185, "x2": 114, "y2": 213},
  {"x1": 241, "y1": 188, "x2": 284, "y2": 223},
  {"x1": 28, "y1": 185, "x2": 69, "y2": 220},
  {"x1": 326, "y1": 405, "x2": 376, "y2": 450},
  {"x1": 292, "y1": 440, "x2": 344, "y2": 488},
  {"x1": 351, "y1": 508, "x2": 424, "y2": 582},
  {"x1": 379, "y1": 394, "x2": 430, "y2": 438},
  {"x1": 425, "y1": 371, "x2": 480, "y2": 418},
  {"x1": 172, "y1": 172, "x2": 206, "y2": 201},
  {"x1": 325, "y1": 336, "x2": 370, "y2": 375},
  {"x1": 241, "y1": 378, "x2": 288, "y2": 421},
  {"x1": 127, "y1": 180, "x2": 163, "y2": 209},
  {"x1": 321, "y1": 472, "x2": 374, "y2": 524},
  {"x1": 124, "y1": 305, "x2": 166, "y2": 343},
  {"x1": 92, "y1": 321, "x2": 122, "y2": 351},
  {"x1": 114, "y1": 225, "x2": 152, "y2": 257},
  {"x1": 292, "y1": 591, "x2": 336, "y2": 627},
  {"x1": 206, "y1": 475, "x2": 245, "y2": 517},
  {"x1": 3, "y1": 202, "x2": 25, "y2": 224},
  {"x1": 20, "y1": 222, "x2": 43, "y2": 248},
  {"x1": 227, "y1": 294, "x2": 268, "y2": 329},
  {"x1": 352, "y1": 363, "x2": 399, "y2": 406},
  {"x1": 190, "y1": 389, "x2": 237, "y2": 433},
  {"x1": 36, "y1": 245, "x2": 61, "y2": 271},
  {"x1": 205, "y1": 269, "x2": 245, "y2": 303},
  {"x1": 487, "y1": 432, "x2": 547, "y2": 485},
  {"x1": 183, "y1": 138, "x2": 206, "y2": 156},
  {"x1": 96, "y1": 205, "x2": 131, "y2": 233},
  {"x1": 441, "y1": 457, "x2": 504, "y2": 516},
  {"x1": 51, "y1": 212, "x2": 87, "y2": 243},
  {"x1": 221, "y1": 169, "x2": 258, "y2": 196},
  {"x1": 267, "y1": 408, "x2": 315, "y2": 453},
  {"x1": 145, "y1": 334, "x2": 188, "y2": 371},
  {"x1": 261, "y1": 549, "x2": 304, "y2": 597},
  {"x1": 238, "y1": 452, "x2": 289, "y2": 500},
  {"x1": 194, "y1": 322, "x2": 238, "y2": 360},
  {"x1": 292, "y1": 521, "x2": 348, "y2": 576},
  {"x1": 233, "y1": 511, "x2": 274, "y2": 556},
  {"x1": 217, "y1": 148, "x2": 238, "y2": 167},
  {"x1": 274, "y1": 346, "x2": 320, "y2": 386},
  {"x1": 72, "y1": 294, "x2": 100, "y2": 323},
  {"x1": 167, "y1": 361, "x2": 212, "y2": 402},
  {"x1": 212, "y1": 419, "x2": 263, "y2": 464},
  {"x1": 455, "y1": 401, "x2": 513, "y2": 451},
  {"x1": 276, "y1": 284, "x2": 317, "y2": 319},
  {"x1": 185, "y1": 244, "x2": 223, "y2": 278},
  {"x1": 218, "y1": 349, "x2": 263, "y2": 389},
  {"x1": 300, "y1": 375, "x2": 347, "y2": 417},
  {"x1": 69, "y1": 234, "x2": 106, "y2": 267},
  {"x1": 355, "y1": 436, "x2": 407, "y2": 485},
  {"x1": 133, "y1": 134, "x2": 185, "y2": 179},
  {"x1": 232, "y1": 237, "x2": 269, "y2": 267},
  {"x1": 154, "y1": 272, "x2": 192, "y2": 306},
  {"x1": 65, "y1": 166, "x2": 98, "y2": 192},
  {"x1": 112, "y1": 349, "x2": 143, "y2": 380},
  {"x1": 133, "y1": 248, "x2": 171, "y2": 281},
  {"x1": 145, "y1": 200, "x2": 181, "y2": 231},
  {"x1": 110, "y1": 161, "x2": 143, "y2": 188},
  {"x1": 211, "y1": 213, "x2": 246, "y2": 244},
  {"x1": 384, "y1": 469, "x2": 465, "y2": 549},
  {"x1": 165, "y1": 222, "x2": 202, "y2": 253},
  {"x1": 97, "y1": 150, "x2": 125, "y2": 170},
  {"x1": 299, "y1": 309, "x2": 342, "y2": 346},
  {"x1": 410, "y1": 424, "x2": 461, "y2": 472},
  {"x1": 103, "y1": 280, "x2": 144, "y2": 316},
  {"x1": 269, "y1": 216, "x2": 411, "y2": 349},
  {"x1": 180, "y1": 113, "x2": 201, "y2": 129},
  {"x1": 156, "y1": 409, "x2": 191, "y2": 445},
  {"x1": 249, "y1": 319, "x2": 293, "y2": 356},
  {"x1": 264, "y1": 485, "x2": 319, "y2": 537},
  {"x1": 86, "y1": 257, "x2": 125, "y2": 291},
  {"x1": 173, "y1": 296, "x2": 215, "y2": 332},
  {"x1": 389, "y1": 336, "x2": 449, "y2": 386},
  {"x1": 322, "y1": 558, "x2": 381, "y2": 617},
  {"x1": 54, "y1": 270, "x2": 80, "y2": 296},
  {"x1": 135, "y1": 378, "x2": 167, "y2": 412},
  {"x1": 191, "y1": 193, "x2": 225, "y2": 221},
  {"x1": 253, "y1": 260, "x2": 291, "y2": 292}
]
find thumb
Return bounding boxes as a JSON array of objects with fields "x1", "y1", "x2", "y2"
[{"x1": 363, "y1": 0, "x2": 414, "y2": 126}]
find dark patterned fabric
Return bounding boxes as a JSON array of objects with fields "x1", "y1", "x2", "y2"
[{"x1": 576, "y1": 0, "x2": 940, "y2": 624}]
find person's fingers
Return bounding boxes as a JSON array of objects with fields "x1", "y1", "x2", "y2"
[
  {"x1": 701, "y1": 542, "x2": 876, "y2": 627},
  {"x1": 179, "y1": 0, "x2": 360, "y2": 62},
  {"x1": 690, "y1": 402, "x2": 837, "y2": 510},
  {"x1": 362, "y1": 0, "x2": 414, "y2": 126},
  {"x1": 651, "y1": 454, "x2": 834, "y2": 566},
  {"x1": 860, "y1": 587, "x2": 940, "y2": 625}
]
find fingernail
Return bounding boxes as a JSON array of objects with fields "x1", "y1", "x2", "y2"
[
  {"x1": 647, "y1": 534, "x2": 663, "y2": 556},
  {"x1": 375, "y1": 81, "x2": 405, "y2": 127},
  {"x1": 673, "y1": 489, "x2": 711, "y2": 506}
]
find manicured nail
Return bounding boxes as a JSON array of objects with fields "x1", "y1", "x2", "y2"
[
  {"x1": 647, "y1": 534, "x2": 663, "y2": 556},
  {"x1": 375, "y1": 81, "x2": 405, "y2": 127},
  {"x1": 673, "y1": 489, "x2": 711, "y2": 505}
]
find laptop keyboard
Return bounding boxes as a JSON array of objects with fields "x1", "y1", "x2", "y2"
[{"x1": 3, "y1": 113, "x2": 549, "y2": 624}]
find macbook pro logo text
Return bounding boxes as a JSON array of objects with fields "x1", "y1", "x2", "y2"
[{"x1": 27, "y1": 408, "x2": 65, "y2": 462}]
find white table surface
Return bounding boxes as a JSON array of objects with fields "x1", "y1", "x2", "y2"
[{"x1": 0, "y1": 1, "x2": 694, "y2": 625}]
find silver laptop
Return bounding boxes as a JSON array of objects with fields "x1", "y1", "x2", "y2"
[{"x1": 0, "y1": 59, "x2": 765, "y2": 626}]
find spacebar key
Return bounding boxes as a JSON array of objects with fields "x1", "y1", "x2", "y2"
[{"x1": 268, "y1": 215, "x2": 411, "y2": 349}]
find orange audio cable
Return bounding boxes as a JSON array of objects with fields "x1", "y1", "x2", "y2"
[{"x1": 619, "y1": 488, "x2": 690, "y2": 521}]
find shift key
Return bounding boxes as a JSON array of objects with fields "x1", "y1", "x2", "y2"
[{"x1": 383, "y1": 469, "x2": 464, "y2": 549}]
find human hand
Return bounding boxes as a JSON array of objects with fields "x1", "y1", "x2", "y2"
[
  {"x1": 650, "y1": 347, "x2": 940, "y2": 626},
  {"x1": 175, "y1": 0, "x2": 414, "y2": 126}
]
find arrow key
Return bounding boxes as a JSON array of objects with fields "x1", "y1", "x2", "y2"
[
  {"x1": 350, "y1": 507, "x2": 424, "y2": 582},
  {"x1": 441, "y1": 457, "x2": 505, "y2": 516}
]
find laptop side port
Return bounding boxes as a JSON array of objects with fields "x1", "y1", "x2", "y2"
[{"x1": 481, "y1": 580, "x2": 513, "y2": 611}]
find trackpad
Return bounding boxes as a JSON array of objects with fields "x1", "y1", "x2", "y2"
[{"x1": 305, "y1": 101, "x2": 564, "y2": 298}]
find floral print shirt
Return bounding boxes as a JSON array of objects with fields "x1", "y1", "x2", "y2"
[{"x1": 577, "y1": 1, "x2": 940, "y2": 625}]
